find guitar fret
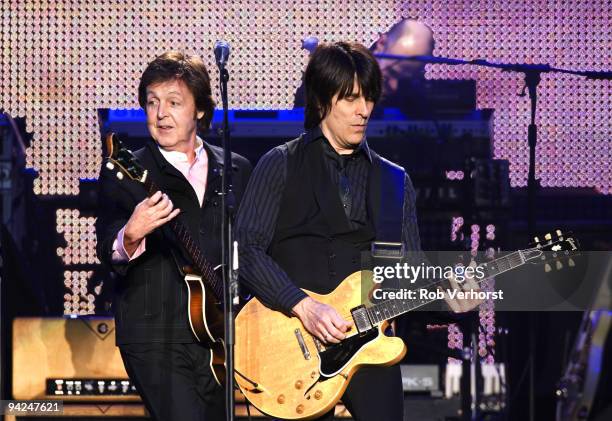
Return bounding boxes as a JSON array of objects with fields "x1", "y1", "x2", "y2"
[
  {"x1": 511, "y1": 252, "x2": 523, "y2": 267},
  {"x1": 388, "y1": 300, "x2": 400, "y2": 319},
  {"x1": 379, "y1": 303, "x2": 388, "y2": 320},
  {"x1": 365, "y1": 248, "x2": 542, "y2": 324},
  {"x1": 368, "y1": 308, "x2": 380, "y2": 324},
  {"x1": 168, "y1": 210, "x2": 222, "y2": 302},
  {"x1": 382, "y1": 303, "x2": 392, "y2": 320}
]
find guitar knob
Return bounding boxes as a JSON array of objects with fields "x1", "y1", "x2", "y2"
[
  {"x1": 296, "y1": 404, "x2": 304, "y2": 414},
  {"x1": 568, "y1": 258, "x2": 575, "y2": 267},
  {"x1": 116, "y1": 172, "x2": 124, "y2": 180},
  {"x1": 311, "y1": 371, "x2": 317, "y2": 379},
  {"x1": 105, "y1": 162, "x2": 115, "y2": 170},
  {"x1": 295, "y1": 380, "x2": 303, "y2": 389},
  {"x1": 314, "y1": 390, "x2": 323, "y2": 400},
  {"x1": 277, "y1": 394, "x2": 285, "y2": 404},
  {"x1": 556, "y1": 261, "x2": 563, "y2": 270},
  {"x1": 544, "y1": 263, "x2": 552, "y2": 272}
]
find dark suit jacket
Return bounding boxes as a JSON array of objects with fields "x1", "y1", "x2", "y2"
[{"x1": 96, "y1": 140, "x2": 252, "y2": 345}]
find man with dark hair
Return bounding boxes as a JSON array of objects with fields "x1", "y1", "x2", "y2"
[
  {"x1": 236, "y1": 41, "x2": 479, "y2": 420},
  {"x1": 96, "y1": 51, "x2": 252, "y2": 421}
]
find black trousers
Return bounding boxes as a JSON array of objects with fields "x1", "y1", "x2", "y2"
[
  {"x1": 267, "y1": 365, "x2": 403, "y2": 421},
  {"x1": 119, "y1": 343, "x2": 225, "y2": 421}
]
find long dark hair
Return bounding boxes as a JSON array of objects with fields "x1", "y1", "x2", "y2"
[
  {"x1": 138, "y1": 51, "x2": 215, "y2": 132},
  {"x1": 304, "y1": 41, "x2": 382, "y2": 129}
]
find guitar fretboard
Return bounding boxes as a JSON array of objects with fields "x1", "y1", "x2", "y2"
[
  {"x1": 142, "y1": 178, "x2": 223, "y2": 301},
  {"x1": 366, "y1": 251, "x2": 526, "y2": 325}
]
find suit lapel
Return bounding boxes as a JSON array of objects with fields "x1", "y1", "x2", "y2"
[
  {"x1": 367, "y1": 152, "x2": 381, "y2": 236},
  {"x1": 142, "y1": 141, "x2": 193, "y2": 196}
]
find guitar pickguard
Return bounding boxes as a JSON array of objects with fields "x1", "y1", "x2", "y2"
[{"x1": 319, "y1": 329, "x2": 379, "y2": 377}]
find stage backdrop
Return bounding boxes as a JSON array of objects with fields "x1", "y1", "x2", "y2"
[{"x1": 0, "y1": 1, "x2": 609, "y2": 315}]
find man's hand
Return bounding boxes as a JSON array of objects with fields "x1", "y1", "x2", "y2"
[
  {"x1": 292, "y1": 297, "x2": 353, "y2": 344},
  {"x1": 123, "y1": 191, "x2": 181, "y2": 256},
  {"x1": 443, "y1": 261, "x2": 484, "y2": 313}
]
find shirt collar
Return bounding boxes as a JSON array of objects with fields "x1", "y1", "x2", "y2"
[
  {"x1": 157, "y1": 136, "x2": 205, "y2": 166},
  {"x1": 303, "y1": 126, "x2": 372, "y2": 163}
]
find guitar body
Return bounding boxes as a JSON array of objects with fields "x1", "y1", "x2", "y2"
[
  {"x1": 234, "y1": 271, "x2": 406, "y2": 420},
  {"x1": 184, "y1": 273, "x2": 226, "y2": 385}
]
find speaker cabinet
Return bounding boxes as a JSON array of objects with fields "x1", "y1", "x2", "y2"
[{"x1": 12, "y1": 317, "x2": 137, "y2": 402}]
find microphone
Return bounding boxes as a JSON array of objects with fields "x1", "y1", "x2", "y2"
[
  {"x1": 301, "y1": 36, "x2": 319, "y2": 54},
  {"x1": 214, "y1": 40, "x2": 230, "y2": 67}
]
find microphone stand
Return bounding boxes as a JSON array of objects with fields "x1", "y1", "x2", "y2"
[
  {"x1": 217, "y1": 61, "x2": 238, "y2": 421},
  {"x1": 375, "y1": 53, "x2": 611, "y2": 238}
]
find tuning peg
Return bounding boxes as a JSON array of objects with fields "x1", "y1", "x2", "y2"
[
  {"x1": 116, "y1": 172, "x2": 124, "y2": 180},
  {"x1": 545, "y1": 233, "x2": 552, "y2": 241},
  {"x1": 544, "y1": 263, "x2": 552, "y2": 272},
  {"x1": 556, "y1": 261, "x2": 563, "y2": 270},
  {"x1": 534, "y1": 236, "x2": 540, "y2": 243},
  {"x1": 556, "y1": 230, "x2": 562, "y2": 237},
  {"x1": 568, "y1": 258, "x2": 575, "y2": 267},
  {"x1": 105, "y1": 162, "x2": 115, "y2": 170}
]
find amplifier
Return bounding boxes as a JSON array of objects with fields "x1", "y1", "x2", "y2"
[
  {"x1": 400, "y1": 364, "x2": 440, "y2": 393},
  {"x1": 12, "y1": 317, "x2": 139, "y2": 402}
]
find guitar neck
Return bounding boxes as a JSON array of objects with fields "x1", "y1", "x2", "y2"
[
  {"x1": 143, "y1": 178, "x2": 223, "y2": 300},
  {"x1": 366, "y1": 251, "x2": 526, "y2": 325}
]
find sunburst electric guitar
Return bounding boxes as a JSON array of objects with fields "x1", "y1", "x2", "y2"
[
  {"x1": 104, "y1": 133, "x2": 226, "y2": 385},
  {"x1": 235, "y1": 232, "x2": 579, "y2": 419}
]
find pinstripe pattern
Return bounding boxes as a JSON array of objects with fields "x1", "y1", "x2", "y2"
[{"x1": 235, "y1": 130, "x2": 423, "y2": 314}]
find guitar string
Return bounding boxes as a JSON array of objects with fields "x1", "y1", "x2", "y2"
[
  {"x1": 110, "y1": 155, "x2": 567, "y2": 342},
  {"x1": 338, "y1": 244, "x2": 570, "y2": 323},
  {"x1": 268, "y1": 245, "x2": 562, "y2": 345},
  {"x1": 330, "y1": 250, "x2": 528, "y2": 322},
  {"x1": 143, "y1": 176, "x2": 224, "y2": 300}
]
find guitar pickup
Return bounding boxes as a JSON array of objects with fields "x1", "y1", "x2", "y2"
[{"x1": 351, "y1": 305, "x2": 373, "y2": 333}]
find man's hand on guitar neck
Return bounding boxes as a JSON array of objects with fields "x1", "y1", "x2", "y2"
[
  {"x1": 123, "y1": 191, "x2": 181, "y2": 257},
  {"x1": 292, "y1": 297, "x2": 353, "y2": 344},
  {"x1": 443, "y1": 260, "x2": 484, "y2": 313}
]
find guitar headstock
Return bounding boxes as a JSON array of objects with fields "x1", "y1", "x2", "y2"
[
  {"x1": 523, "y1": 230, "x2": 580, "y2": 272},
  {"x1": 104, "y1": 133, "x2": 148, "y2": 184}
]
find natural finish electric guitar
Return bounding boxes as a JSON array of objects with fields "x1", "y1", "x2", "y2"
[
  {"x1": 104, "y1": 133, "x2": 225, "y2": 385},
  {"x1": 235, "y1": 233, "x2": 579, "y2": 419}
]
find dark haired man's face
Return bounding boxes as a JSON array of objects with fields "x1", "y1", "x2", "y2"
[
  {"x1": 320, "y1": 79, "x2": 374, "y2": 155},
  {"x1": 145, "y1": 79, "x2": 204, "y2": 154}
]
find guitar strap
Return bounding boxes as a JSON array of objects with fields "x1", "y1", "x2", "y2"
[
  {"x1": 370, "y1": 152, "x2": 405, "y2": 246},
  {"x1": 369, "y1": 153, "x2": 406, "y2": 322}
]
